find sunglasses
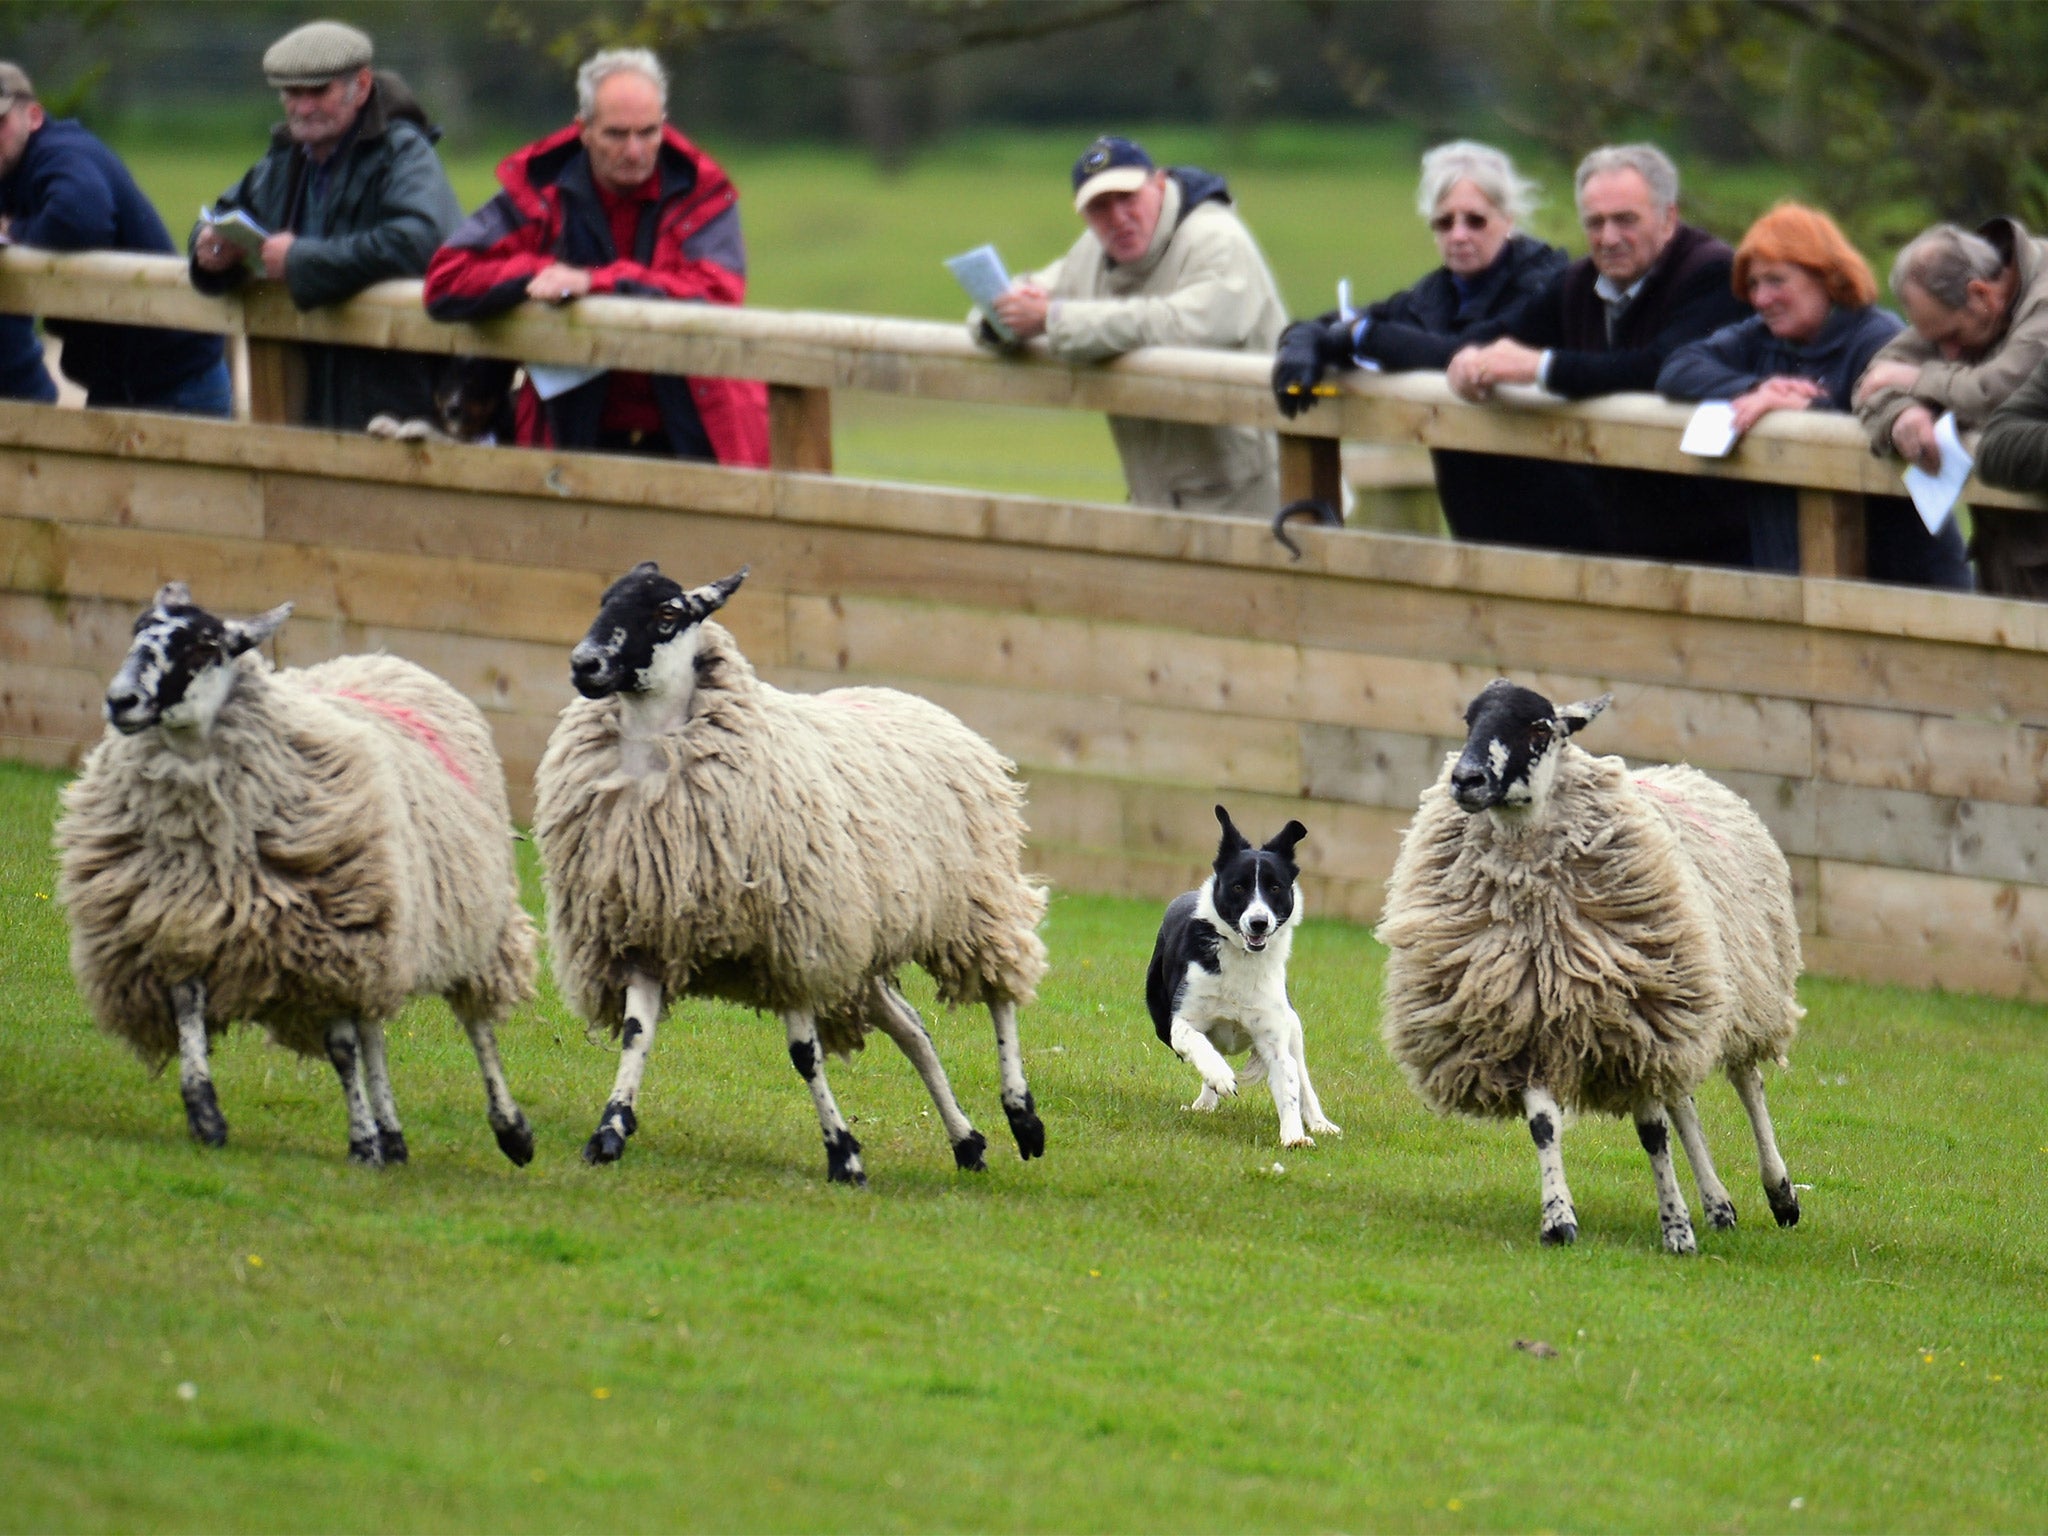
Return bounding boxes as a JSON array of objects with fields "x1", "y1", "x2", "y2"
[{"x1": 1430, "y1": 211, "x2": 1494, "y2": 233}]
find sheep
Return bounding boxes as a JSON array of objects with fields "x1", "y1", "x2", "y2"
[
  {"x1": 54, "y1": 583, "x2": 540, "y2": 1167},
  {"x1": 532, "y1": 562, "x2": 1050, "y2": 1186},
  {"x1": 1376, "y1": 679, "x2": 1803, "y2": 1254}
]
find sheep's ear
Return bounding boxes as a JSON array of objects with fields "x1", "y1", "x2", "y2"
[
  {"x1": 630, "y1": 560, "x2": 661, "y2": 577},
  {"x1": 1557, "y1": 693, "x2": 1613, "y2": 736},
  {"x1": 1214, "y1": 803, "x2": 1249, "y2": 854},
  {"x1": 1265, "y1": 819, "x2": 1308, "y2": 859},
  {"x1": 224, "y1": 602, "x2": 294, "y2": 657},
  {"x1": 153, "y1": 580, "x2": 193, "y2": 612},
  {"x1": 686, "y1": 565, "x2": 749, "y2": 621}
]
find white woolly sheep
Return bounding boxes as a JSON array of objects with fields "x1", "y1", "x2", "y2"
[
  {"x1": 533, "y1": 562, "x2": 1050, "y2": 1186},
  {"x1": 1377, "y1": 679, "x2": 1803, "y2": 1254},
  {"x1": 55, "y1": 584, "x2": 540, "y2": 1167}
]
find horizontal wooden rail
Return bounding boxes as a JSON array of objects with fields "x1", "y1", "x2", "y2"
[{"x1": 5, "y1": 246, "x2": 2046, "y2": 535}]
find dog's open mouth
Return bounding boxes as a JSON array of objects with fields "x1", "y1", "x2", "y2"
[{"x1": 1243, "y1": 932, "x2": 1268, "y2": 951}]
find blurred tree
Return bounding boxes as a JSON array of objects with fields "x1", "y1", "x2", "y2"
[{"x1": 1495, "y1": 0, "x2": 2048, "y2": 246}]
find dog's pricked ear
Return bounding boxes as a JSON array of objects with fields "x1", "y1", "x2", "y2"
[
  {"x1": 1214, "y1": 803, "x2": 1250, "y2": 854},
  {"x1": 223, "y1": 601, "x2": 294, "y2": 657},
  {"x1": 1265, "y1": 819, "x2": 1308, "y2": 859},
  {"x1": 685, "y1": 565, "x2": 749, "y2": 622},
  {"x1": 1557, "y1": 692, "x2": 1613, "y2": 736},
  {"x1": 153, "y1": 580, "x2": 194, "y2": 612}
]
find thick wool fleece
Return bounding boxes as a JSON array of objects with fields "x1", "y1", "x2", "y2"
[
  {"x1": 57, "y1": 653, "x2": 537, "y2": 1067},
  {"x1": 1378, "y1": 748, "x2": 1802, "y2": 1120},
  {"x1": 533, "y1": 621, "x2": 1048, "y2": 1055}
]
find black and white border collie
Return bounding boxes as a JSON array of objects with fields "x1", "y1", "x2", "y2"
[{"x1": 1144, "y1": 806, "x2": 1340, "y2": 1147}]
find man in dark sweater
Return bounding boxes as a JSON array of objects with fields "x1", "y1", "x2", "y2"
[
  {"x1": 0, "y1": 62, "x2": 228, "y2": 413},
  {"x1": 1446, "y1": 144, "x2": 1750, "y2": 562}
]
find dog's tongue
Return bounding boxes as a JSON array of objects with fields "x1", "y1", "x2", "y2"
[{"x1": 1245, "y1": 934, "x2": 1267, "y2": 951}]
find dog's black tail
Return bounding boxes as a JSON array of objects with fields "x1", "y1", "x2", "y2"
[{"x1": 1272, "y1": 498, "x2": 1344, "y2": 561}]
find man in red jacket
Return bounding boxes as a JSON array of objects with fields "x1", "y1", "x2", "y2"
[{"x1": 424, "y1": 48, "x2": 767, "y2": 465}]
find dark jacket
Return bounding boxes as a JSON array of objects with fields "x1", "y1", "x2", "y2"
[
  {"x1": 1488, "y1": 222, "x2": 1748, "y2": 398},
  {"x1": 1657, "y1": 305, "x2": 1903, "y2": 408},
  {"x1": 1353, "y1": 233, "x2": 1568, "y2": 371},
  {"x1": 0, "y1": 117, "x2": 224, "y2": 403},
  {"x1": 188, "y1": 74, "x2": 462, "y2": 428},
  {"x1": 1975, "y1": 354, "x2": 2048, "y2": 493},
  {"x1": 0, "y1": 316, "x2": 55, "y2": 401},
  {"x1": 423, "y1": 121, "x2": 767, "y2": 467}
]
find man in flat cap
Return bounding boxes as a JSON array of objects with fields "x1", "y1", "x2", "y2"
[
  {"x1": 190, "y1": 20, "x2": 461, "y2": 429},
  {"x1": 969, "y1": 134, "x2": 1287, "y2": 514},
  {"x1": 0, "y1": 61, "x2": 231, "y2": 414}
]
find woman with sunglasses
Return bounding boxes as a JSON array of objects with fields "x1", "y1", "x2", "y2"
[
  {"x1": 1271, "y1": 141, "x2": 1566, "y2": 533},
  {"x1": 1658, "y1": 202, "x2": 1970, "y2": 586}
]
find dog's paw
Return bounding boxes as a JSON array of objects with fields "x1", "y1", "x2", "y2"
[
  {"x1": 1307, "y1": 1118, "x2": 1342, "y2": 1138},
  {"x1": 1187, "y1": 1087, "x2": 1222, "y2": 1113},
  {"x1": 1281, "y1": 1131, "x2": 1316, "y2": 1149},
  {"x1": 1200, "y1": 1066, "x2": 1238, "y2": 1100}
]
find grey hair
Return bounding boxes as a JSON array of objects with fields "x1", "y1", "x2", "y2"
[
  {"x1": 576, "y1": 47, "x2": 667, "y2": 119},
  {"x1": 1416, "y1": 140, "x2": 1537, "y2": 224},
  {"x1": 1890, "y1": 224, "x2": 2004, "y2": 310},
  {"x1": 1574, "y1": 144, "x2": 1679, "y2": 215}
]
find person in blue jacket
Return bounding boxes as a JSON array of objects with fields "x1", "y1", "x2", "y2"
[
  {"x1": 0, "y1": 62, "x2": 230, "y2": 415},
  {"x1": 1659, "y1": 202, "x2": 1970, "y2": 587}
]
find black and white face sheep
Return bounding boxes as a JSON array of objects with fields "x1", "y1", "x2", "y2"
[
  {"x1": 56, "y1": 584, "x2": 541, "y2": 1167},
  {"x1": 535, "y1": 561, "x2": 1052, "y2": 1187},
  {"x1": 1378, "y1": 678, "x2": 1804, "y2": 1254}
]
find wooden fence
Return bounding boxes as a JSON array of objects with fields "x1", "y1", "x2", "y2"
[{"x1": 5, "y1": 251, "x2": 2048, "y2": 1000}]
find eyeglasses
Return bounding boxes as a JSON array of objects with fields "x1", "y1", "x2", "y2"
[{"x1": 1430, "y1": 211, "x2": 1493, "y2": 233}]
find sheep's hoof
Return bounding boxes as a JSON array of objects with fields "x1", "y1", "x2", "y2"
[
  {"x1": 1540, "y1": 1220, "x2": 1578, "y2": 1247},
  {"x1": 495, "y1": 1115, "x2": 534, "y2": 1168},
  {"x1": 1662, "y1": 1220, "x2": 1698, "y2": 1256},
  {"x1": 181, "y1": 1083, "x2": 228, "y2": 1148},
  {"x1": 1767, "y1": 1178, "x2": 1801, "y2": 1228},
  {"x1": 1004, "y1": 1093, "x2": 1046, "y2": 1160},
  {"x1": 952, "y1": 1130, "x2": 989, "y2": 1172},
  {"x1": 582, "y1": 1127, "x2": 626, "y2": 1165},
  {"x1": 1705, "y1": 1196, "x2": 1738, "y2": 1231},
  {"x1": 347, "y1": 1136, "x2": 384, "y2": 1167},
  {"x1": 378, "y1": 1129, "x2": 410, "y2": 1165},
  {"x1": 825, "y1": 1128, "x2": 866, "y2": 1186}
]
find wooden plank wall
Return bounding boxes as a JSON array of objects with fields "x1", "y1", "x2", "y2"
[{"x1": 7, "y1": 402, "x2": 2048, "y2": 1001}]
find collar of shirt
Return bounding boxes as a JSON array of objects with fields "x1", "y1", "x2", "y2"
[{"x1": 1593, "y1": 271, "x2": 1648, "y2": 307}]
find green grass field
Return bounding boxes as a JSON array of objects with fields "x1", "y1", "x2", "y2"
[{"x1": 4, "y1": 748, "x2": 2045, "y2": 1533}]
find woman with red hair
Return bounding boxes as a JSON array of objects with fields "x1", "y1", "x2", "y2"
[{"x1": 1660, "y1": 203, "x2": 1969, "y2": 586}]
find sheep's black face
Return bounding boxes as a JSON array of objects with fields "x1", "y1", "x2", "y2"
[
  {"x1": 1449, "y1": 679, "x2": 1610, "y2": 814},
  {"x1": 104, "y1": 584, "x2": 292, "y2": 735},
  {"x1": 571, "y1": 561, "x2": 749, "y2": 700}
]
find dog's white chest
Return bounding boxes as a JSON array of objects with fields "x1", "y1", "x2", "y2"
[{"x1": 1180, "y1": 933, "x2": 1293, "y2": 1046}]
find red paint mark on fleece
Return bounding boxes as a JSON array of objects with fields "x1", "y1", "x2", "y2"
[
  {"x1": 328, "y1": 688, "x2": 475, "y2": 792},
  {"x1": 1633, "y1": 775, "x2": 1726, "y2": 843}
]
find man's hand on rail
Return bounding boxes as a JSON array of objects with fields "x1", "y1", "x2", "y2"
[
  {"x1": 991, "y1": 281, "x2": 1050, "y2": 341},
  {"x1": 259, "y1": 233, "x2": 295, "y2": 282},
  {"x1": 1447, "y1": 337, "x2": 1542, "y2": 401},
  {"x1": 1890, "y1": 403, "x2": 1945, "y2": 472},
  {"x1": 526, "y1": 263, "x2": 593, "y2": 305},
  {"x1": 194, "y1": 227, "x2": 242, "y2": 274},
  {"x1": 1729, "y1": 376, "x2": 1825, "y2": 435},
  {"x1": 1853, "y1": 358, "x2": 1921, "y2": 407}
]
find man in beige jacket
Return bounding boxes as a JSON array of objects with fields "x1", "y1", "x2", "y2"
[
  {"x1": 1853, "y1": 217, "x2": 2048, "y2": 595},
  {"x1": 974, "y1": 135, "x2": 1286, "y2": 514}
]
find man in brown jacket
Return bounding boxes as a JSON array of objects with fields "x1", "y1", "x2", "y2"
[{"x1": 1854, "y1": 217, "x2": 2048, "y2": 595}]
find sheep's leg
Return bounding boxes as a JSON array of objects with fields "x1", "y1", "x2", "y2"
[
  {"x1": 1168, "y1": 1017, "x2": 1238, "y2": 1105},
  {"x1": 584, "y1": 970, "x2": 662, "y2": 1166},
  {"x1": 1253, "y1": 1023, "x2": 1310, "y2": 1148},
  {"x1": 784, "y1": 1008, "x2": 865, "y2": 1186},
  {"x1": 356, "y1": 1018, "x2": 407, "y2": 1165},
  {"x1": 1288, "y1": 1008, "x2": 1341, "y2": 1139},
  {"x1": 990, "y1": 997, "x2": 1045, "y2": 1160},
  {"x1": 462, "y1": 1017, "x2": 534, "y2": 1167},
  {"x1": 1730, "y1": 1061, "x2": 1800, "y2": 1227},
  {"x1": 1668, "y1": 1094, "x2": 1736, "y2": 1230},
  {"x1": 171, "y1": 978, "x2": 227, "y2": 1148},
  {"x1": 325, "y1": 1018, "x2": 383, "y2": 1167},
  {"x1": 871, "y1": 981, "x2": 986, "y2": 1172},
  {"x1": 1634, "y1": 1100, "x2": 1698, "y2": 1255},
  {"x1": 1524, "y1": 1085, "x2": 1577, "y2": 1246}
]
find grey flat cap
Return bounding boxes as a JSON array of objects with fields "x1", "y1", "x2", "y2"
[
  {"x1": 0, "y1": 61, "x2": 35, "y2": 113},
  {"x1": 263, "y1": 20, "x2": 373, "y2": 88}
]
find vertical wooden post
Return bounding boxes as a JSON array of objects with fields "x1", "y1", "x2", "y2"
[
  {"x1": 244, "y1": 338, "x2": 306, "y2": 426},
  {"x1": 1278, "y1": 433, "x2": 1344, "y2": 511},
  {"x1": 1797, "y1": 487, "x2": 1868, "y2": 579},
  {"x1": 769, "y1": 383, "x2": 833, "y2": 473}
]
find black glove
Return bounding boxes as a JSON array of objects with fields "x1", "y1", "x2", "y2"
[{"x1": 1271, "y1": 316, "x2": 1358, "y2": 418}]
